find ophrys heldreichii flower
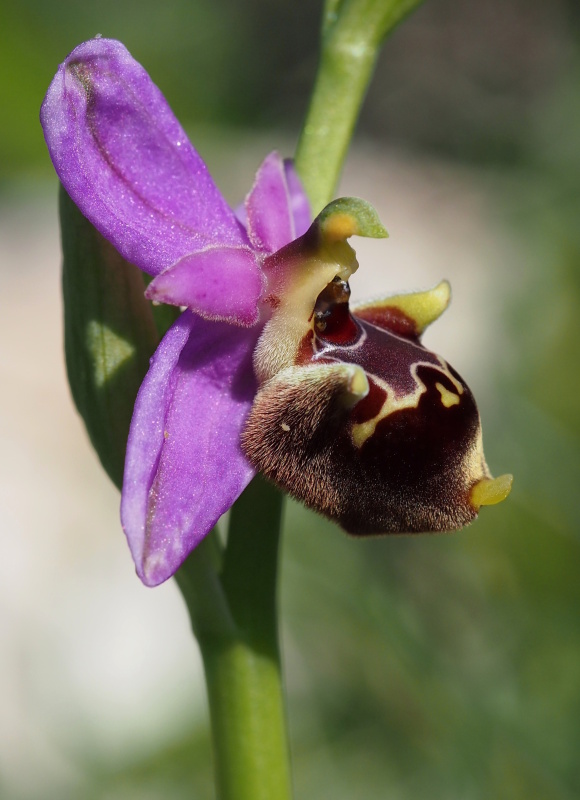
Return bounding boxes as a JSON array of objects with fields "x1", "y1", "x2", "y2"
[{"x1": 41, "y1": 38, "x2": 511, "y2": 585}]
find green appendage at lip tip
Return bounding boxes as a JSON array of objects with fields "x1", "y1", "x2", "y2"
[{"x1": 470, "y1": 474, "x2": 514, "y2": 509}]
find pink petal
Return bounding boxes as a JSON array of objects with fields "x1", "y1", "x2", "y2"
[
  {"x1": 284, "y1": 160, "x2": 311, "y2": 237},
  {"x1": 145, "y1": 245, "x2": 264, "y2": 326},
  {"x1": 244, "y1": 152, "x2": 310, "y2": 252}
]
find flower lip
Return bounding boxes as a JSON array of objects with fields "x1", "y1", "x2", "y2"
[{"x1": 243, "y1": 197, "x2": 510, "y2": 536}]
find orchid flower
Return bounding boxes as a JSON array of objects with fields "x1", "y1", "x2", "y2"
[{"x1": 41, "y1": 38, "x2": 511, "y2": 587}]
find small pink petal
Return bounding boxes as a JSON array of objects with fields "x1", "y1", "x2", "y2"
[
  {"x1": 245, "y1": 152, "x2": 308, "y2": 252},
  {"x1": 284, "y1": 160, "x2": 311, "y2": 238},
  {"x1": 145, "y1": 246, "x2": 264, "y2": 326}
]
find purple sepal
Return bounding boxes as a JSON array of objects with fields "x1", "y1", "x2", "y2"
[
  {"x1": 145, "y1": 246, "x2": 264, "y2": 326},
  {"x1": 121, "y1": 311, "x2": 258, "y2": 586},
  {"x1": 40, "y1": 38, "x2": 247, "y2": 277}
]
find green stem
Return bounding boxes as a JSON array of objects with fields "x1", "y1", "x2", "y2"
[
  {"x1": 175, "y1": 531, "x2": 234, "y2": 641},
  {"x1": 295, "y1": 0, "x2": 425, "y2": 215},
  {"x1": 177, "y1": 478, "x2": 291, "y2": 800}
]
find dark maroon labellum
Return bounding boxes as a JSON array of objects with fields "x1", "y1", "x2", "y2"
[
  {"x1": 243, "y1": 197, "x2": 511, "y2": 535},
  {"x1": 244, "y1": 277, "x2": 491, "y2": 534}
]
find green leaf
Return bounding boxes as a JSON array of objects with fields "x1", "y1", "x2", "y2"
[{"x1": 60, "y1": 185, "x2": 160, "y2": 489}]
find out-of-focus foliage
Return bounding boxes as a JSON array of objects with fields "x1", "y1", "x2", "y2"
[
  {"x1": 0, "y1": 0, "x2": 319, "y2": 181},
  {"x1": 2, "y1": 0, "x2": 579, "y2": 179},
  {"x1": 2, "y1": 0, "x2": 580, "y2": 797}
]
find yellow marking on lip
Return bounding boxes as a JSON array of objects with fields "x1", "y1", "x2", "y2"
[
  {"x1": 351, "y1": 357, "x2": 465, "y2": 448},
  {"x1": 349, "y1": 366, "x2": 370, "y2": 398},
  {"x1": 436, "y1": 381, "x2": 460, "y2": 407}
]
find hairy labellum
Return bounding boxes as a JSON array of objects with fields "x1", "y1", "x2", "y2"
[{"x1": 243, "y1": 201, "x2": 512, "y2": 535}]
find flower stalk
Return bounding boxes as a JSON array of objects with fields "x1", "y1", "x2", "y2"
[
  {"x1": 178, "y1": 479, "x2": 291, "y2": 800},
  {"x1": 295, "y1": 0, "x2": 425, "y2": 214}
]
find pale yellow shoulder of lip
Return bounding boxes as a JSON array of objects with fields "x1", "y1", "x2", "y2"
[{"x1": 352, "y1": 280, "x2": 451, "y2": 336}]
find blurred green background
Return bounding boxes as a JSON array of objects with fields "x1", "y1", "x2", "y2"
[{"x1": 2, "y1": 0, "x2": 580, "y2": 798}]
